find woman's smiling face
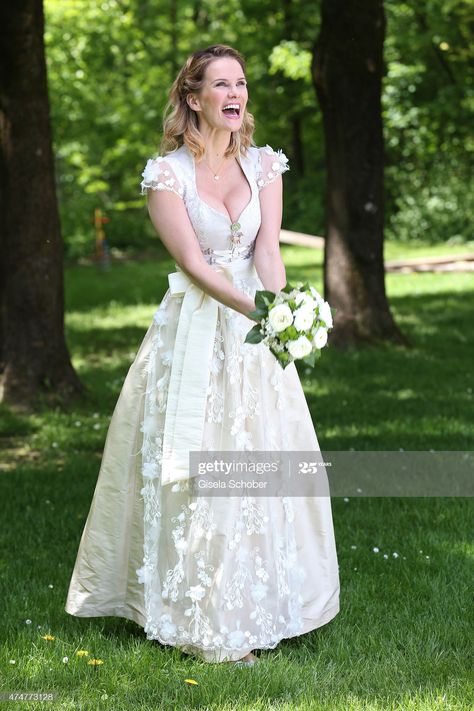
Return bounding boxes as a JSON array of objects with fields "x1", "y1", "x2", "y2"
[{"x1": 188, "y1": 57, "x2": 248, "y2": 132}]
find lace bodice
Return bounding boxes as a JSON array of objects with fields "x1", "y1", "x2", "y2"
[{"x1": 140, "y1": 144, "x2": 289, "y2": 265}]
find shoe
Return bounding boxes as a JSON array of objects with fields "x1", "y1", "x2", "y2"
[
  {"x1": 233, "y1": 658, "x2": 257, "y2": 667},
  {"x1": 231, "y1": 653, "x2": 259, "y2": 668}
]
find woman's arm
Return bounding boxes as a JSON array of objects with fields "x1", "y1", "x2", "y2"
[
  {"x1": 147, "y1": 189, "x2": 258, "y2": 320},
  {"x1": 253, "y1": 174, "x2": 286, "y2": 293}
]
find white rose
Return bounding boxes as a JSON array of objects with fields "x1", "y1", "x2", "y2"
[
  {"x1": 318, "y1": 301, "x2": 333, "y2": 328},
  {"x1": 293, "y1": 307, "x2": 314, "y2": 332},
  {"x1": 268, "y1": 303, "x2": 293, "y2": 332},
  {"x1": 313, "y1": 327, "x2": 328, "y2": 349},
  {"x1": 310, "y1": 285, "x2": 323, "y2": 301},
  {"x1": 287, "y1": 335, "x2": 313, "y2": 359},
  {"x1": 295, "y1": 292, "x2": 318, "y2": 311}
]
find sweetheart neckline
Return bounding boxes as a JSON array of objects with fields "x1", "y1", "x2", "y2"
[{"x1": 187, "y1": 146, "x2": 256, "y2": 225}]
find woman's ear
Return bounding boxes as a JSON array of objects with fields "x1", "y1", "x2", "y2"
[{"x1": 186, "y1": 94, "x2": 201, "y2": 112}]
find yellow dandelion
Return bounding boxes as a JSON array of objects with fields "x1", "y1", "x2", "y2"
[
  {"x1": 41, "y1": 634, "x2": 55, "y2": 641},
  {"x1": 87, "y1": 658, "x2": 104, "y2": 666},
  {"x1": 76, "y1": 650, "x2": 89, "y2": 657},
  {"x1": 184, "y1": 678, "x2": 198, "y2": 685}
]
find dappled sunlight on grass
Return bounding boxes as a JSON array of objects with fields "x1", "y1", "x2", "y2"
[{"x1": 1, "y1": 247, "x2": 472, "y2": 709}]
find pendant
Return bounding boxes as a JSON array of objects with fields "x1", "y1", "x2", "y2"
[{"x1": 214, "y1": 175, "x2": 219, "y2": 181}]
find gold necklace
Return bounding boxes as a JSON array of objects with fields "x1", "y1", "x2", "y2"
[{"x1": 202, "y1": 155, "x2": 231, "y2": 181}]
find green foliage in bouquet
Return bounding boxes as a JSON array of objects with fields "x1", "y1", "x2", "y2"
[{"x1": 245, "y1": 281, "x2": 336, "y2": 369}]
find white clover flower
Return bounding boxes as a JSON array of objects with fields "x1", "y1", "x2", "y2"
[
  {"x1": 373, "y1": 547, "x2": 379, "y2": 553},
  {"x1": 268, "y1": 304, "x2": 293, "y2": 332},
  {"x1": 62, "y1": 656, "x2": 69, "y2": 664},
  {"x1": 293, "y1": 307, "x2": 314, "y2": 332},
  {"x1": 287, "y1": 335, "x2": 312, "y2": 359},
  {"x1": 313, "y1": 327, "x2": 328, "y2": 349}
]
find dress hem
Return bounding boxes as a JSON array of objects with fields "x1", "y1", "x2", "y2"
[{"x1": 64, "y1": 598, "x2": 340, "y2": 663}]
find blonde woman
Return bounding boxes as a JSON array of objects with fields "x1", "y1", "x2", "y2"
[{"x1": 65, "y1": 44, "x2": 340, "y2": 667}]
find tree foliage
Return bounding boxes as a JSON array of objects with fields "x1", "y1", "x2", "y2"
[{"x1": 43, "y1": 0, "x2": 473, "y2": 257}]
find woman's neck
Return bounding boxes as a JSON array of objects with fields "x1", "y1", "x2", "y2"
[{"x1": 198, "y1": 125, "x2": 233, "y2": 163}]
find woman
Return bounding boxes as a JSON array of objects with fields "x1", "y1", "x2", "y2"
[{"x1": 65, "y1": 44, "x2": 340, "y2": 667}]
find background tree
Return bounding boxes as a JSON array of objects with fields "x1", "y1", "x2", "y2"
[
  {"x1": 0, "y1": 0, "x2": 83, "y2": 407},
  {"x1": 312, "y1": 0, "x2": 410, "y2": 347},
  {"x1": 42, "y1": 0, "x2": 473, "y2": 262}
]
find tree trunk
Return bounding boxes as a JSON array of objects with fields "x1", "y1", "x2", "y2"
[
  {"x1": 0, "y1": 0, "x2": 83, "y2": 408},
  {"x1": 312, "y1": 0, "x2": 410, "y2": 349}
]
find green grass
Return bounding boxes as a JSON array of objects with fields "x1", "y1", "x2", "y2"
[{"x1": 0, "y1": 240, "x2": 473, "y2": 710}]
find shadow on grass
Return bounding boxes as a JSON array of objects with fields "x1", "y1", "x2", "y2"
[
  {"x1": 0, "y1": 256, "x2": 472, "y2": 707},
  {"x1": 0, "y1": 462, "x2": 471, "y2": 708}
]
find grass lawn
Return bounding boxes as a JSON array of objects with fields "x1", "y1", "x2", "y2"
[{"x1": 0, "y1": 240, "x2": 473, "y2": 710}]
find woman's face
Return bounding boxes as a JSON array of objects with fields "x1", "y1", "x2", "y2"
[{"x1": 188, "y1": 57, "x2": 248, "y2": 133}]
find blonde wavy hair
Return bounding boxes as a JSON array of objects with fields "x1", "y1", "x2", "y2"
[{"x1": 160, "y1": 44, "x2": 256, "y2": 161}]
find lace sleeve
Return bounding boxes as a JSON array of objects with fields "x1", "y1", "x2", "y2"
[
  {"x1": 140, "y1": 156, "x2": 184, "y2": 198},
  {"x1": 256, "y1": 144, "x2": 290, "y2": 191}
]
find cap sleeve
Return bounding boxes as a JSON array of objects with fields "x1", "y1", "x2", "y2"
[
  {"x1": 140, "y1": 155, "x2": 184, "y2": 198},
  {"x1": 256, "y1": 144, "x2": 290, "y2": 191}
]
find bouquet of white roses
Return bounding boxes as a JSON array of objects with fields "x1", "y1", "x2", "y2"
[{"x1": 245, "y1": 281, "x2": 335, "y2": 369}]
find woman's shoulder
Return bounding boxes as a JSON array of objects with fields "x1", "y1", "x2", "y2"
[
  {"x1": 140, "y1": 145, "x2": 188, "y2": 197},
  {"x1": 246, "y1": 143, "x2": 290, "y2": 190}
]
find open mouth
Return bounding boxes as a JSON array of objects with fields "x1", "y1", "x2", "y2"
[{"x1": 222, "y1": 103, "x2": 241, "y2": 119}]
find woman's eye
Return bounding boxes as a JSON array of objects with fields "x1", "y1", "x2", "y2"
[{"x1": 215, "y1": 81, "x2": 247, "y2": 87}]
